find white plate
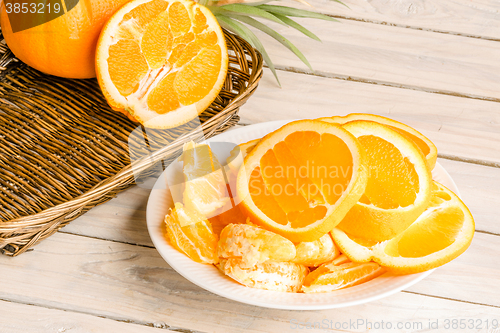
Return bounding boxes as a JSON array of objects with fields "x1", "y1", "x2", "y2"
[{"x1": 146, "y1": 120, "x2": 460, "y2": 310}]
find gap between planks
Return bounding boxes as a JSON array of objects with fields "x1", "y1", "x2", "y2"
[
  {"x1": 271, "y1": 65, "x2": 500, "y2": 105},
  {"x1": 401, "y1": 291, "x2": 500, "y2": 310},
  {"x1": 0, "y1": 297, "x2": 206, "y2": 333},
  {"x1": 324, "y1": 14, "x2": 500, "y2": 43}
]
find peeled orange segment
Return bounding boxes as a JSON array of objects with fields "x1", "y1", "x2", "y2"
[
  {"x1": 218, "y1": 258, "x2": 309, "y2": 292},
  {"x1": 332, "y1": 181, "x2": 475, "y2": 274},
  {"x1": 292, "y1": 233, "x2": 339, "y2": 267},
  {"x1": 331, "y1": 254, "x2": 351, "y2": 265},
  {"x1": 96, "y1": 0, "x2": 228, "y2": 128},
  {"x1": 218, "y1": 224, "x2": 296, "y2": 268},
  {"x1": 301, "y1": 260, "x2": 385, "y2": 293},
  {"x1": 164, "y1": 203, "x2": 219, "y2": 264},
  {"x1": 319, "y1": 114, "x2": 437, "y2": 170},
  {"x1": 336, "y1": 120, "x2": 432, "y2": 242},
  {"x1": 236, "y1": 120, "x2": 368, "y2": 243},
  {"x1": 182, "y1": 141, "x2": 230, "y2": 218}
]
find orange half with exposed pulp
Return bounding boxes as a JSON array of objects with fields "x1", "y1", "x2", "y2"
[
  {"x1": 96, "y1": 0, "x2": 228, "y2": 128},
  {"x1": 236, "y1": 120, "x2": 368, "y2": 243}
]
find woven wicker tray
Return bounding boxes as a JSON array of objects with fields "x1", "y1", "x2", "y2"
[{"x1": 0, "y1": 30, "x2": 263, "y2": 256}]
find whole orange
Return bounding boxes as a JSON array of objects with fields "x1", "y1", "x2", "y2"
[{"x1": 0, "y1": 0, "x2": 131, "y2": 78}]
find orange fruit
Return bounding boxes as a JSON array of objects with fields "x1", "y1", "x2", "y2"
[
  {"x1": 182, "y1": 141, "x2": 230, "y2": 218},
  {"x1": 217, "y1": 223, "x2": 296, "y2": 268},
  {"x1": 236, "y1": 120, "x2": 368, "y2": 243},
  {"x1": 164, "y1": 202, "x2": 218, "y2": 264},
  {"x1": 301, "y1": 260, "x2": 385, "y2": 293},
  {"x1": 96, "y1": 0, "x2": 228, "y2": 127},
  {"x1": 292, "y1": 233, "x2": 339, "y2": 267},
  {"x1": 0, "y1": 0, "x2": 130, "y2": 78},
  {"x1": 331, "y1": 181, "x2": 475, "y2": 274},
  {"x1": 336, "y1": 120, "x2": 432, "y2": 242},
  {"x1": 218, "y1": 258, "x2": 309, "y2": 292},
  {"x1": 319, "y1": 114, "x2": 437, "y2": 170}
]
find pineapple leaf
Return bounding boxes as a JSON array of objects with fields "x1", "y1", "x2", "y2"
[
  {"x1": 230, "y1": 14, "x2": 313, "y2": 71},
  {"x1": 214, "y1": 4, "x2": 288, "y2": 26},
  {"x1": 270, "y1": 13, "x2": 320, "y2": 41},
  {"x1": 216, "y1": 15, "x2": 281, "y2": 86},
  {"x1": 255, "y1": 4, "x2": 339, "y2": 22}
]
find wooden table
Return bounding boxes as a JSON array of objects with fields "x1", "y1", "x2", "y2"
[{"x1": 1, "y1": 0, "x2": 500, "y2": 332}]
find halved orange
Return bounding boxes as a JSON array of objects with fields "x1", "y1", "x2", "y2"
[
  {"x1": 319, "y1": 114, "x2": 437, "y2": 170},
  {"x1": 331, "y1": 181, "x2": 475, "y2": 274},
  {"x1": 96, "y1": 0, "x2": 228, "y2": 128},
  {"x1": 336, "y1": 120, "x2": 432, "y2": 242},
  {"x1": 236, "y1": 120, "x2": 368, "y2": 243}
]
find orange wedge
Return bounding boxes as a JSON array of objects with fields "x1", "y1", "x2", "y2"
[
  {"x1": 236, "y1": 120, "x2": 368, "y2": 243},
  {"x1": 182, "y1": 141, "x2": 230, "y2": 217},
  {"x1": 331, "y1": 181, "x2": 475, "y2": 274},
  {"x1": 164, "y1": 202, "x2": 218, "y2": 264},
  {"x1": 227, "y1": 139, "x2": 260, "y2": 177},
  {"x1": 301, "y1": 260, "x2": 385, "y2": 293},
  {"x1": 319, "y1": 114, "x2": 437, "y2": 170},
  {"x1": 218, "y1": 258, "x2": 309, "y2": 292},
  {"x1": 96, "y1": 0, "x2": 228, "y2": 128},
  {"x1": 337, "y1": 120, "x2": 432, "y2": 242}
]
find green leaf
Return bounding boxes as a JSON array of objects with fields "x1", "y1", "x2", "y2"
[
  {"x1": 216, "y1": 4, "x2": 288, "y2": 26},
  {"x1": 255, "y1": 4, "x2": 339, "y2": 22},
  {"x1": 271, "y1": 13, "x2": 320, "y2": 42},
  {"x1": 215, "y1": 15, "x2": 281, "y2": 86},
  {"x1": 231, "y1": 14, "x2": 313, "y2": 71}
]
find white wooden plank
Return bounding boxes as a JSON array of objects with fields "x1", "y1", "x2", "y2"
[
  {"x1": 238, "y1": 68, "x2": 500, "y2": 164},
  {"x1": 407, "y1": 233, "x2": 500, "y2": 307},
  {"x1": 63, "y1": 185, "x2": 155, "y2": 247},
  {"x1": 0, "y1": 232, "x2": 499, "y2": 333},
  {"x1": 0, "y1": 300, "x2": 173, "y2": 333},
  {"x1": 298, "y1": 0, "x2": 500, "y2": 40},
  {"x1": 249, "y1": 17, "x2": 500, "y2": 100}
]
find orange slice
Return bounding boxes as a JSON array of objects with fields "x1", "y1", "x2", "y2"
[
  {"x1": 226, "y1": 139, "x2": 260, "y2": 178},
  {"x1": 336, "y1": 120, "x2": 432, "y2": 242},
  {"x1": 164, "y1": 202, "x2": 218, "y2": 264},
  {"x1": 236, "y1": 120, "x2": 368, "y2": 243},
  {"x1": 182, "y1": 141, "x2": 230, "y2": 217},
  {"x1": 217, "y1": 223, "x2": 296, "y2": 268},
  {"x1": 292, "y1": 233, "x2": 339, "y2": 267},
  {"x1": 218, "y1": 258, "x2": 309, "y2": 292},
  {"x1": 331, "y1": 181, "x2": 475, "y2": 274},
  {"x1": 301, "y1": 260, "x2": 385, "y2": 293},
  {"x1": 319, "y1": 114, "x2": 437, "y2": 170},
  {"x1": 96, "y1": 0, "x2": 228, "y2": 128}
]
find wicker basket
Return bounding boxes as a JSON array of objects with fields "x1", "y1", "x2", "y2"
[{"x1": 0, "y1": 30, "x2": 263, "y2": 256}]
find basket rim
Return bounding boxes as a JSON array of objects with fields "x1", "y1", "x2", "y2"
[{"x1": 0, "y1": 29, "x2": 263, "y2": 256}]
